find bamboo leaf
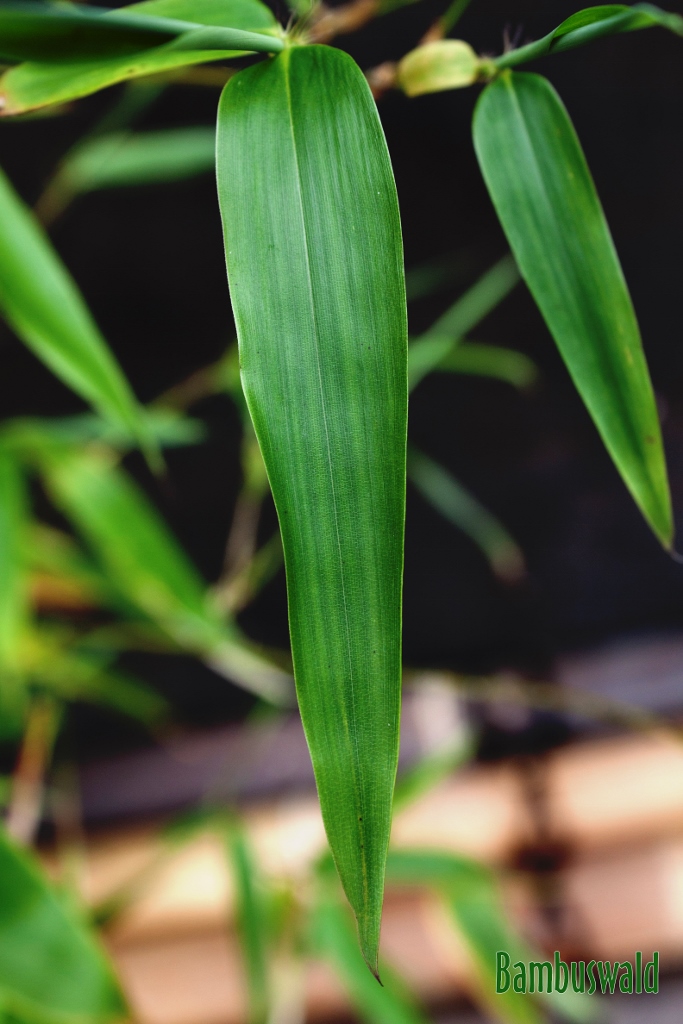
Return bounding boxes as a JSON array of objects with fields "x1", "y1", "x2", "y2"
[
  {"x1": 51, "y1": 128, "x2": 216, "y2": 198},
  {"x1": 23, "y1": 630, "x2": 168, "y2": 725},
  {"x1": 494, "y1": 3, "x2": 683, "y2": 72},
  {"x1": 0, "y1": 0, "x2": 281, "y2": 114},
  {"x1": 37, "y1": 447, "x2": 293, "y2": 704},
  {"x1": 473, "y1": 72, "x2": 672, "y2": 546},
  {"x1": 437, "y1": 341, "x2": 538, "y2": 389},
  {"x1": 0, "y1": 164, "x2": 156, "y2": 463},
  {"x1": 225, "y1": 819, "x2": 270, "y2": 1024},
  {"x1": 0, "y1": 0, "x2": 281, "y2": 60},
  {"x1": 408, "y1": 447, "x2": 525, "y2": 582},
  {"x1": 311, "y1": 895, "x2": 429, "y2": 1024},
  {"x1": 0, "y1": 822, "x2": 125, "y2": 1024},
  {"x1": 408, "y1": 254, "x2": 520, "y2": 389},
  {"x1": 386, "y1": 851, "x2": 596, "y2": 1024},
  {"x1": 216, "y1": 44, "x2": 407, "y2": 973}
]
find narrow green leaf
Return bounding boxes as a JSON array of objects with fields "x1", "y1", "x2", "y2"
[
  {"x1": 473, "y1": 72, "x2": 672, "y2": 546},
  {"x1": 437, "y1": 341, "x2": 538, "y2": 390},
  {"x1": 311, "y1": 896, "x2": 429, "y2": 1024},
  {"x1": 386, "y1": 851, "x2": 596, "y2": 1024},
  {"x1": 38, "y1": 447, "x2": 292, "y2": 704},
  {"x1": 216, "y1": 44, "x2": 408, "y2": 973},
  {"x1": 494, "y1": 3, "x2": 683, "y2": 71},
  {"x1": 408, "y1": 447, "x2": 525, "y2": 582},
  {"x1": 0, "y1": 822, "x2": 125, "y2": 1024},
  {"x1": 0, "y1": 0, "x2": 280, "y2": 114},
  {"x1": 2, "y1": 410, "x2": 203, "y2": 454},
  {"x1": 404, "y1": 249, "x2": 471, "y2": 302},
  {"x1": 0, "y1": 164, "x2": 156, "y2": 463},
  {"x1": 0, "y1": 449, "x2": 28, "y2": 675},
  {"x1": 23, "y1": 630, "x2": 168, "y2": 725},
  {"x1": 225, "y1": 820, "x2": 270, "y2": 1024},
  {"x1": 52, "y1": 128, "x2": 216, "y2": 197},
  {"x1": 408, "y1": 254, "x2": 520, "y2": 389},
  {"x1": 0, "y1": 1, "x2": 195, "y2": 61}
]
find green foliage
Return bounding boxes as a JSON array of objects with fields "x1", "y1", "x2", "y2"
[
  {"x1": 494, "y1": 3, "x2": 683, "y2": 71},
  {"x1": 0, "y1": 824, "x2": 125, "y2": 1024},
  {"x1": 49, "y1": 127, "x2": 216, "y2": 200},
  {"x1": 35, "y1": 446, "x2": 290, "y2": 703},
  {"x1": 408, "y1": 254, "x2": 520, "y2": 389},
  {"x1": 0, "y1": 165, "x2": 155, "y2": 462},
  {"x1": 386, "y1": 850, "x2": 597, "y2": 1024},
  {"x1": 311, "y1": 894, "x2": 429, "y2": 1024},
  {"x1": 217, "y1": 44, "x2": 407, "y2": 974},
  {"x1": 408, "y1": 447, "x2": 525, "y2": 583},
  {"x1": 225, "y1": 820, "x2": 270, "y2": 1024},
  {"x1": 0, "y1": 451, "x2": 28, "y2": 679},
  {"x1": 0, "y1": 0, "x2": 281, "y2": 114},
  {"x1": 0, "y1": 0, "x2": 680, "y2": 1003},
  {"x1": 473, "y1": 71, "x2": 672, "y2": 547}
]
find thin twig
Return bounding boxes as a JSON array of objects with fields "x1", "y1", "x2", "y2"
[{"x1": 6, "y1": 696, "x2": 61, "y2": 845}]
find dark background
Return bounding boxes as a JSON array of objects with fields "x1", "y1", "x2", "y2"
[{"x1": 2, "y1": 0, "x2": 683, "y2": 756}]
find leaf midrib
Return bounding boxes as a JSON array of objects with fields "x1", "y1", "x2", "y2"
[{"x1": 281, "y1": 48, "x2": 367, "y2": 894}]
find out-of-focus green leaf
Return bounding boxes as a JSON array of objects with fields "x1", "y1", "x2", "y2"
[
  {"x1": 23, "y1": 523, "x2": 113, "y2": 612},
  {"x1": 494, "y1": 4, "x2": 683, "y2": 71},
  {"x1": 473, "y1": 72, "x2": 672, "y2": 546},
  {"x1": 2, "y1": 410, "x2": 203, "y2": 455},
  {"x1": 50, "y1": 127, "x2": 216, "y2": 198},
  {"x1": 437, "y1": 341, "x2": 537, "y2": 389},
  {"x1": 311, "y1": 895, "x2": 429, "y2": 1024},
  {"x1": 23, "y1": 630, "x2": 168, "y2": 725},
  {"x1": 0, "y1": 822, "x2": 125, "y2": 1024},
  {"x1": 0, "y1": 1, "x2": 191, "y2": 61},
  {"x1": 386, "y1": 850, "x2": 596, "y2": 1024},
  {"x1": 225, "y1": 820, "x2": 270, "y2": 1024},
  {"x1": 38, "y1": 447, "x2": 293, "y2": 704},
  {"x1": 408, "y1": 447, "x2": 525, "y2": 582},
  {"x1": 392, "y1": 731, "x2": 472, "y2": 812},
  {"x1": 0, "y1": 449, "x2": 28, "y2": 676},
  {"x1": 408, "y1": 254, "x2": 520, "y2": 389},
  {"x1": 0, "y1": 0, "x2": 282, "y2": 60},
  {"x1": 404, "y1": 249, "x2": 472, "y2": 302},
  {"x1": 217, "y1": 45, "x2": 407, "y2": 973},
  {"x1": 0, "y1": 0, "x2": 280, "y2": 114},
  {"x1": 0, "y1": 165, "x2": 156, "y2": 463}
]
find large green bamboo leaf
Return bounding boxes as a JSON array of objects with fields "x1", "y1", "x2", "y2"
[
  {"x1": 0, "y1": 164, "x2": 155, "y2": 462},
  {"x1": 0, "y1": 0, "x2": 281, "y2": 114},
  {"x1": 473, "y1": 72, "x2": 672, "y2": 546},
  {"x1": 216, "y1": 44, "x2": 407, "y2": 973},
  {"x1": 0, "y1": 823, "x2": 125, "y2": 1024},
  {"x1": 38, "y1": 447, "x2": 292, "y2": 704}
]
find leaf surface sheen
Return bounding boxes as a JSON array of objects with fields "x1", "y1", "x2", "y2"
[
  {"x1": 217, "y1": 44, "x2": 408, "y2": 973},
  {"x1": 473, "y1": 71, "x2": 672, "y2": 546}
]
